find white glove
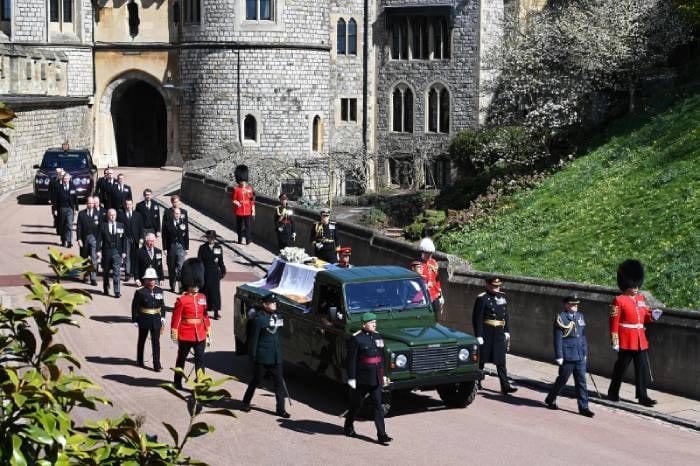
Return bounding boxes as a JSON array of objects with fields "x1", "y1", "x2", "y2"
[
  {"x1": 505, "y1": 332, "x2": 511, "y2": 340},
  {"x1": 133, "y1": 322, "x2": 138, "y2": 327},
  {"x1": 206, "y1": 336, "x2": 212, "y2": 348},
  {"x1": 612, "y1": 345, "x2": 620, "y2": 352},
  {"x1": 347, "y1": 379, "x2": 356, "y2": 389},
  {"x1": 161, "y1": 318, "x2": 165, "y2": 324},
  {"x1": 651, "y1": 308, "x2": 663, "y2": 321},
  {"x1": 477, "y1": 337, "x2": 484, "y2": 345},
  {"x1": 136, "y1": 280, "x2": 142, "y2": 287},
  {"x1": 438, "y1": 295, "x2": 445, "y2": 306},
  {"x1": 556, "y1": 358, "x2": 563, "y2": 366},
  {"x1": 292, "y1": 233, "x2": 297, "y2": 239},
  {"x1": 315, "y1": 242, "x2": 323, "y2": 249}
]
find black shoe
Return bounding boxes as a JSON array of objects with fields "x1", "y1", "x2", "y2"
[
  {"x1": 545, "y1": 399, "x2": 558, "y2": 410},
  {"x1": 579, "y1": 408, "x2": 595, "y2": 417},
  {"x1": 61, "y1": 242, "x2": 67, "y2": 247},
  {"x1": 125, "y1": 275, "x2": 131, "y2": 281},
  {"x1": 115, "y1": 293, "x2": 121, "y2": 299},
  {"x1": 344, "y1": 427, "x2": 357, "y2": 438},
  {"x1": 476, "y1": 381, "x2": 483, "y2": 390},
  {"x1": 377, "y1": 434, "x2": 393, "y2": 445},
  {"x1": 638, "y1": 397, "x2": 657, "y2": 407},
  {"x1": 241, "y1": 403, "x2": 251, "y2": 412},
  {"x1": 103, "y1": 288, "x2": 109, "y2": 296},
  {"x1": 213, "y1": 311, "x2": 220, "y2": 320},
  {"x1": 502, "y1": 386, "x2": 518, "y2": 395},
  {"x1": 607, "y1": 394, "x2": 620, "y2": 402},
  {"x1": 137, "y1": 362, "x2": 145, "y2": 368},
  {"x1": 276, "y1": 410, "x2": 291, "y2": 419},
  {"x1": 90, "y1": 280, "x2": 97, "y2": 286},
  {"x1": 174, "y1": 383, "x2": 183, "y2": 390},
  {"x1": 67, "y1": 243, "x2": 73, "y2": 248},
  {"x1": 154, "y1": 367, "x2": 162, "y2": 372}
]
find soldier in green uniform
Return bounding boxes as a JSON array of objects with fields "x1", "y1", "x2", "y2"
[
  {"x1": 131, "y1": 267, "x2": 166, "y2": 371},
  {"x1": 241, "y1": 293, "x2": 290, "y2": 418},
  {"x1": 344, "y1": 312, "x2": 393, "y2": 445}
]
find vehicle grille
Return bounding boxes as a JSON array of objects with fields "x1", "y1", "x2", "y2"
[{"x1": 411, "y1": 346, "x2": 459, "y2": 373}]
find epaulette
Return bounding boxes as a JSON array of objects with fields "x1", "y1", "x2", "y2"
[
  {"x1": 353, "y1": 330, "x2": 361, "y2": 336},
  {"x1": 477, "y1": 292, "x2": 486, "y2": 297}
]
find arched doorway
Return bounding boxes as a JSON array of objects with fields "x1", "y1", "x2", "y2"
[{"x1": 111, "y1": 80, "x2": 167, "y2": 167}]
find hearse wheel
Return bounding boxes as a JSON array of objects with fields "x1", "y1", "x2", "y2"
[{"x1": 437, "y1": 381, "x2": 477, "y2": 408}]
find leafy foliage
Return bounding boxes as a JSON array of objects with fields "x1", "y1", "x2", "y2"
[
  {"x1": 0, "y1": 101, "x2": 16, "y2": 163},
  {"x1": 0, "y1": 250, "x2": 235, "y2": 465},
  {"x1": 359, "y1": 207, "x2": 388, "y2": 227}
]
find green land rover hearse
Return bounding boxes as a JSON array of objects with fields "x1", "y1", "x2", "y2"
[{"x1": 234, "y1": 262, "x2": 483, "y2": 412}]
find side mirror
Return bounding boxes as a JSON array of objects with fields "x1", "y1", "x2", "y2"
[{"x1": 33, "y1": 164, "x2": 40, "y2": 169}]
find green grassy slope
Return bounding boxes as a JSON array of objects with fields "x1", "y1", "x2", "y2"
[{"x1": 437, "y1": 94, "x2": 700, "y2": 309}]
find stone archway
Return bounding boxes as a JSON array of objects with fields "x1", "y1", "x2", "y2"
[{"x1": 96, "y1": 71, "x2": 179, "y2": 168}]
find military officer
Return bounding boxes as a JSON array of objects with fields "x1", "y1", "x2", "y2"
[
  {"x1": 274, "y1": 193, "x2": 296, "y2": 250},
  {"x1": 55, "y1": 172, "x2": 78, "y2": 248},
  {"x1": 310, "y1": 208, "x2": 338, "y2": 263},
  {"x1": 136, "y1": 233, "x2": 164, "y2": 286},
  {"x1": 197, "y1": 230, "x2": 227, "y2": 320},
  {"x1": 241, "y1": 293, "x2": 290, "y2": 418},
  {"x1": 231, "y1": 165, "x2": 256, "y2": 245},
  {"x1": 419, "y1": 237, "x2": 444, "y2": 317},
  {"x1": 344, "y1": 312, "x2": 392, "y2": 445},
  {"x1": 544, "y1": 295, "x2": 595, "y2": 417},
  {"x1": 96, "y1": 209, "x2": 126, "y2": 298},
  {"x1": 136, "y1": 188, "x2": 161, "y2": 238},
  {"x1": 162, "y1": 208, "x2": 189, "y2": 293},
  {"x1": 76, "y1": 196, "x2": 101, "y2": 285},
  {"x1": 336, "y1": 247, "x2": 353, "y2": 268},
  {"x1": 472, "y1": 276, "x2": 517, "y2": 394},
  {"x1": 131, "y1": 268, "x2": 166, "y2": 371},
  {"x1": 607, "y1": 259, "x2": 662, "y2": 406},
  {"x1": 171, "y1": 259, "x2": 211, "y2": 390}
]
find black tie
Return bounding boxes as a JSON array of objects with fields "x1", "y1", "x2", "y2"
[{"x1": 110, "y1": 224, "x2": 115, "y2": 236}]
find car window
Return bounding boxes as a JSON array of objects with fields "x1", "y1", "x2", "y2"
[
  {"x1": 344, "y1": 278, "x2": 429, "y2": 313},
  {"x1": 41, "y1": 152, "x2": 89, "y2": 170}
]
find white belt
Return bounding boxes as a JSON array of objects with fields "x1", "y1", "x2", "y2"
[{"x1": 620, "y1": 323, "x2": 644, "y2": 329}]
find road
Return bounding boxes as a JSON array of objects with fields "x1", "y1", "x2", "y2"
[{"x1": 0, "y1": 168, "x2": 698, "y2": 465}]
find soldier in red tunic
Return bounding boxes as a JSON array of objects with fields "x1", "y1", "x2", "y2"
[
  {"x1": 171, "y1": 258, "x2": 212, "y2": 390},
  {"x1": 419, "y1": 238, "x2": 444, "y2": 318},
  {"x1": 231, "y1": 165, "x2": 256, "y2": 245},
  {"x1": 607, "y1": 259, "x2": 663, "y2": 406}
]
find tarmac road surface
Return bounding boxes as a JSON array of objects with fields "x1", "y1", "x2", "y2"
[{"x1": 1, "y1": 168, "x2": 698, "y2": 465}]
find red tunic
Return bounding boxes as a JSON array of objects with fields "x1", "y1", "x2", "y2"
[
  {"x1": 171, "y1": 292, "x2": 211, "y2": 342},
  {"x1": 609, "y1": 293, "x2": 653, "y2": 351},
  {"x1": 231, "y1": 185, "x2": 255, "y2": 217},
  {"x1": 421, "y1": 257, "x2": 442, "y2": 302}
]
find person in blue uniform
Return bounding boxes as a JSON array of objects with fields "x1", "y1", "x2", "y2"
[
  {"x1": 344, "y1": 312, "x2": 393, "y2": 445},
  {"x1": 241, "y1": 293, "x2": 290, "y2": 418},
  {"x1": 472, "y1": 276, "x2": 517, "y2": 394},
  {"x1": 545, "y1": 295, "x2": 595, "y2": 417},
  {"x1": 131, "y1": 267, "x2": 166, "y2": 371}
]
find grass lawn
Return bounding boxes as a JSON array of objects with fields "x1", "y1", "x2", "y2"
[{"x1": 437, "y1": 93, "x2": 700, "y2": 309}]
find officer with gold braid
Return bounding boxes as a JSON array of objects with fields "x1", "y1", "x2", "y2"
[
  {"x1": 131, "y1": 267, "x2": 166, "y2": 372},
  {"x1": 544, "y1": 295, "x2": 594, "y2": 417}
]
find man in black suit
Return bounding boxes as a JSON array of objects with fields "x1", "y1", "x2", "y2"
[
  {"x1": 136, "y1": 232, "x2": 164, "y2": 286},
  {"x1": 161, "y1": 208, "x2": 189, "y2": 293},
  {"x1": 136, "y1": 188, "x2": 161, "y2": 238},
  {"x1": 48, "y1": 167, "x2": 65, "y2": 235},
  {"x1": 118, "y1": 199, "x2": 144, "y2": 282},
  {"x1": 161, "y1": 194, "x2": 188, "y2": 226},
  {"x1": 76, "y1": 196, "x2": 101, "y2": 285},
  {"x1": 55, "y1": 173, "x2": 78, "y2": 248},
  {"x1": 96, "y1": 209, "x2": 126, "y2": 298},
  {"x1": 94, "y1": 168, "x2": 116, "y2": 210},
  {"x1": 110, "y1": 173, "x2": 133, "y2": 214}
]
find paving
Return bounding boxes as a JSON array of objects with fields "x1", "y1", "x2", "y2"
[{"x1": 0, "y1": 167, "x2": 698, "y2": 465}]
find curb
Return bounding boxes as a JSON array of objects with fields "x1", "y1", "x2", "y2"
[{"x1": 483, "y1": 368, "x2": 699, "y2": 431}]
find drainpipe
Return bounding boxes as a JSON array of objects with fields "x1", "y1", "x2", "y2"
[
  {"x1": 362, "y1": 0, "x2": 369, "y2": 154},
  {"x1": 237, "y1": 48, "x2": 242, "y2": 145}
]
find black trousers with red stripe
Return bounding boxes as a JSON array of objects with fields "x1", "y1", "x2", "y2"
[{"x1": 608, "y1": 349, "x2": 650, "y2": 400}]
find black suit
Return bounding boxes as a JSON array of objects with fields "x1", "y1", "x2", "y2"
[
  {"x1": 136, "y1": 200, "x2": 161, "y2": 235},
  {"x1": 118, "y1": 210, "x2": 145, "y2": 279},
  {"x1": 137, "y1": 246, "x2": 164, "y2": 282},
  {"x1": 48, "y1": 176, "x2": 61, "y2": 234},
  {"x1": 162, "y1": 207, "x2": 188, "y2": 228},
  {"x1": 198, "y1": 243, "x2": 227, "y2": 313},
  {"x1": 76, "y1": 208, "x2": 102, "y2": 282},
  {"x1": 110, "y1": 184, "x2": 133, "y2": 212},
  {"x1": 55, "y1": 183, "x2": 78, "y2": 246},
  {"x1": 95, "y1": 177, "x2": 117, "y2": 210},
  {"x1": 162, "y1": 218, "x2": 189, "y2": 291},
  {"x1": 97, "y1": 221, "x2": 126, "y2": 296}
]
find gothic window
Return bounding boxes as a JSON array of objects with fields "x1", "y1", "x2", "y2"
[
  {"x1": 337, "y1": 19, "x2": 346, "y2": 55},
  {"x1": 427, "y1": 84, "x2": 450, "y2": 134},
  {"x1": 1, "y1": 0, "x2": 11, "y2": 22},
  {"x1": 184, "y1": 0, "x2": 201, "y2": 24},
  {"x1": 391, "y1": 84, "x2": 413, "y2": 133},
  {"x1": 348, "y1": 19, "x2": 357, "y2": 55},
  {"x1": 243, "y1": 115, "x2": 257, "y2": 142},
  {"x1": 246, "y1": 0, "x2": 273, "y2": 21},
  {"x1": 340, "y1": 98, "x2": 357, "y2": 122},
  {"x1": 390, "y1": 15, "x2": 449, "y2": 61},
  {"x1": 312, "y1": 115, "x2": 323, "y2": 152},
  {"x1": 49, "y1": 0, "x2": 72, "y2": 24}
]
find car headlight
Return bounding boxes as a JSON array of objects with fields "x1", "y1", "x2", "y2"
[
  {"x1": 458, "y1": 348, "x2": 470, "y2": 362},
  {"x1": 395, "y1": 354, "x2": 408, "y2": 369},
  {"x1": 43, "y1": 178, "x2": 51, "y2": 185}
]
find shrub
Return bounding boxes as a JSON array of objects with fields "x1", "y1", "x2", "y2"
[{"x1": 359, "y1": 207, "x2": 388, "y2": 227}]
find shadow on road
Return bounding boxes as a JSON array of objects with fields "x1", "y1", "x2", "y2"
[
  {"x1": 21, "y1": 240, "x2": 60, "y2": 246},
  {"x1": 85, "y1": 356, "x2": 136, "y2": 366},
  {"x1": 21, "y1": 224, "x2": 54, "y2": 229},
  {"x1": 276, "y1": 418, "x2": 346, "y2": 436},
  {"x1": 480, "y1": 390, "x2": 548, "y2": 408},
  {"x1": 20, "y1": 230, "x2": 55, "y2": 235},
  {"x1": 90, "y1": 315, "x2": 133, "y2": 324},
  {"x1": 17, "y1": 194, "x2": 38, "y2": 205},
  {"x1": 103, "y1": 373, "x2": 166, "y2": 388}
]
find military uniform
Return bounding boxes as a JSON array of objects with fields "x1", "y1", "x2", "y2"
[
  {"x1": 344, "y1": 324, "x2": 389, "y2": 443},
  {"x1": 231, "y1": 165, "x2": 255, "y2": 245},
  {"x1": 131, "y1": 283, "x2": 166, "y2": 371},
  {"x1": 472, "y1": 282, "x2": 516, "y2": 393},
  {"x1": 311, "y1": 220, "x2": 338, "y2": 263},
  {"x1": 242, "y1": 299, "x2": 288, "y2": 416},
  {"x1": 274, "y1": 205, "x2": 295, "y2": 250},
  {"x1": 171, "y1": 291, "x2": 210, "y2": 389},
  {"x1": 545, "y1": 297, "x2": 593, "y2": 416}
]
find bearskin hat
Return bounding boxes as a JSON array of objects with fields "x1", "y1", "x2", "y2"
[
  {"x1": 234, "y1": 164, "x2": 249, "y2": 183},
  {"x1": 181, "y1": 258, "x2": 205, "y2": 290},
  {"x1": 616, "y1": 259, "x2": 645, "y2": 291}
]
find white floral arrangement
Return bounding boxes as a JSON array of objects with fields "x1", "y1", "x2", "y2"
[{"x1": 279, "y1": 247, "x2": 313, "y2": 264}]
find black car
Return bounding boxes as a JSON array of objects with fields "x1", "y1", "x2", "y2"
[{"x1": 33, "y1": 149, "x2": 97, "y2": 203}]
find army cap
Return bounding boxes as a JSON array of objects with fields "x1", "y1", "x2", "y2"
[
  {"x1": 262, "y1": 292, "x2": 278, "y2": 304},
  {"x1": 486, "y1": 276, "x2": 502, "y2": 286},
  {"x1": 361, "y1": 312, "x2": 377, "y2": 323},
  {"x1": 563, "y1": 294, "x2": 580, "y2": 304},
  {"x1": 320, "y1": 208, "x2": 331, "y2": 216}
]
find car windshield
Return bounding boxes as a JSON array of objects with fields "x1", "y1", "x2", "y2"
[
  {"x1": 344, "y1": 278, "x2": 430, "y2": 313},
  {"x1": 41, "y1": 152, "x2": 89, "y2": 170}
]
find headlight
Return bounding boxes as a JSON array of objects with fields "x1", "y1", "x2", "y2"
[
  {"x1": 458, "y1": 348, "x2": 470, "y2": 362},
  {"x1": 395, "y1": 354, "x2": 408, "y2": 368}
]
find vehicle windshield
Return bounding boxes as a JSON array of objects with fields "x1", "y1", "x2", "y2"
[
  {"x1": 344, "y1": 278, "x2": 430, "y2": 313},
  {"x1": 41, "y1": 152, "x2": 89, "y2": 170}
]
